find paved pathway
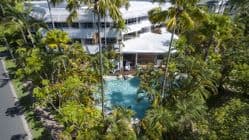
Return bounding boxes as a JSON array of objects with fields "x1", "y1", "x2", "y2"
[{"x1": 0, "y1": 58, "x2": 31, "y2": 140}]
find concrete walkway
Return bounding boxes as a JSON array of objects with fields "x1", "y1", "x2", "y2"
[{"x1": 0, "y1": 58, "x2": 32, "y2": 140}]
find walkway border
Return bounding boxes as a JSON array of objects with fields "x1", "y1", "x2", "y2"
[{"x1": 0, "y1": 59, "x2": 33, "y2": 140}]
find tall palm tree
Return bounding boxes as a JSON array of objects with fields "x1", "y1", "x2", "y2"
[
  {"x1": 0, "y1": 26, "x2": 15, "y2": 59},
  {"x1": 148, "y1": 0, "x2": 204, "y2": 101},
  {"x1": 10, "y1": 5, "x2": 47, "y2": 48},
  {"x1": 66, "y1": 0, "x2": 129, "y2": 118},
  {"x1": 0, "y1": 1, "x2": 42, "y2": 50},
  {"x1": 218, "y1": 0, "x2": 225, "y2": 14},
  {"x1": 102, "y1": 107, "x2": 136, "y2": 139},
  {"x1": 229, "y1": 0, "x2": 249, "y2": 11},
  {"x1": 0, "y1": 1, "x2": 27, "y2": 45},
  {"x1": 46, "y1": 0, "x2": 64, "y2": 29},
  {"x1": 0, "y1": 2, "x2": 15, "y2": 59},
  {"x1": 46, "y1": 0, "x2": 55, "y2": 29}
]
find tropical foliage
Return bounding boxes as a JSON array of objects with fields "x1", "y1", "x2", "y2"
[
  {"x1": 0, "y1": 0, "x2": 248, "y2": 139},
  {"x1": 137, "y1": 0, "x2": 249, "y2": 139}
]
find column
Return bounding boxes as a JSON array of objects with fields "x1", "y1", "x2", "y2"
[
  {"x1": 81, "y1": 38, "x2": 85, "y2": 49},
  {"x1": 119, "y1": 31, "x2": 123, "y2": 70},
  {"x1": 135, "y1": 53, "x2": 138, "y2": 68},
  {"x1": 154, "y1": 55, "x2": 157, "y2": 65},
  {"x1": 120, "y1": 54, "x2": 123, "y2": 70}
]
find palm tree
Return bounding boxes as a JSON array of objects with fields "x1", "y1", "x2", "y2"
[
  {"x1": 42, "y1": 29, "x2": 71, "y2": 83},
  {"x1": 148, "y1": 0, "x2": 204, "y2": 101},
  {"x1": 46, "y1": 0, "x2": 55, "y2": 29},
  {"x1": 0, "y1": 1, "x2": 26, "y2": 45},
  {"x1": 140, "y1": 47, "x2": 217, "y2": 139},
  {"x1": 0, "y1": 2, "x2": 15, "y2": 59},
  {"x1": 46, "y1": 0, "x2": 64, "y2": 29},
  {"x1": 66, "y1": 0, "x2": 129, "y2": 118},
  {"x1": 102, "y1": 107, "x2": 136, "y2": 139},
  {"x1": 0, "y1": 1, "x2": 36, "y2": 55},
  {"x1": 140, "y1": 106, "x2": 174, "y2": 139},
  {"x1": 218, "y1": 0, "x2": 225, "y2": 14},
  {"x1": 229, "y1": 0, "x2": 249, "y2": 11},
  {"x1": 0, "y1": 26, "x2": 15, "y2": 59},
  {"x1": 2, "y1": 0, "x2": 47, "y2": 49}
]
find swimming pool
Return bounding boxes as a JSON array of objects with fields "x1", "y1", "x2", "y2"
[{"x1": 104, "y1": 77, "x2": 149, "y2": 119}]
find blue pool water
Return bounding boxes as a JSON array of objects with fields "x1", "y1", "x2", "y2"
[{"x1": 104, "y1": 77, "x2": 149, "y2": 118}]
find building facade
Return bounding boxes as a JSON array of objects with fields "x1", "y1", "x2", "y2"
[
  {"x1": 27, "y1": 1, "x2": 174, "y2": 70},
  {"x1": 27, "y1": 0, "x2": 228, "y2": 71},
  {"x1": 199, "y1": 0, "x2": 229, "y2": 13}
]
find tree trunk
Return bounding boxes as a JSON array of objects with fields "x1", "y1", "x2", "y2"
[
  {"x1": 27, "y1": 27, "x2": 36, "y2": 48},
  {"x1": 97, "y1": 10, "x2": 105, "y2": 119},
  {"x1": 119, "y1": 31, "x2": 123, "y2": 74},
  {"x1": 204, "y1": 34, "x2": 214, "y2": 62},
  {"x1": 104, "y1": 15, "x2": 107, "y2": 48},
  {"x1": 218, "y1": 0, "x2": 225, "y2": 14},
  {"x1": 1, "y1": 4, "x2": 15, "y2": 60},
  {"x1": 218, "y1": 46, "x2": 227, "y2": 94},
  {"x1": 20, "y1": 28, "x2": 28, "y2": 45},
  {"x1": 46, "y1": 0, "x2": 55, "y2": 29},
  {"x1": 3, "y1": 36, "x2": 15, "y2": 59},
  {"x1": 162, "y1": 27, "x2": 176, "y2": 101},
  {"x1": 229, "y1": 4, "x2": 234, "y2": 13},
  {"x1": 0, "y1": 3, "x2": 5, "y2": 16}
]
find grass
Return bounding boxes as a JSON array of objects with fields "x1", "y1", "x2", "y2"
[
  {"x1": 0, "y1": 45, "x2": 6, "y2": 52},
  {"x1": 0, "y1": 46, "x2": 51, "y2": 139}
]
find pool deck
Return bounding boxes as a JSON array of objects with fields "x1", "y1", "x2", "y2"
[
  {"x1": 104, "y1": 74, "x2": 135, "y2": 80},
  {"x1": 112, "y1": 69, "x2": 137, "y2": 76},
  {"x1": 110, "y1": 65, "x2": 166, "y2": 76}
]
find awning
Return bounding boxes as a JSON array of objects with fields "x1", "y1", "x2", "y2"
[{"x1": 121, "y1": 30, "x2": 177, "y2": 54}]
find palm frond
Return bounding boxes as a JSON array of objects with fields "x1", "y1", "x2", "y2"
[{"x1": 148, "y1": 7, "x2": 168, "y2": 24}]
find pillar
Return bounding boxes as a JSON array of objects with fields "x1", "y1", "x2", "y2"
[
  {"x1": 120, "y1": 54, "x2": 123, "y2": 70},
  {"x1": 135, "y1": 53, "x2": 138, "y2": 68},
  {"x1": 119, "y1": 31, "x2": 123, "y2": 70},
  {"x1": 154, "y1": 55, "x2": 157, "y2": 65}
]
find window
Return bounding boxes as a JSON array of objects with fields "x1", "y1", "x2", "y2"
[
  {"x1": 54, "y1": 22, "x2": 60, "y2": 28},
  {"x1": 139, "y1": 16, "x2": 148, "y2": 21},
  {"x1": 157, "y1": 55, "x2": 164, "y2": 59},
  {"x1": 101, "y1": 22, "x2": 111, "y2": 28},
  {"x1": 83, "y1": 38, "x2": 93, "y2": 45},
  {"x1": 47, "y1": 22, "x2": 53, "y2": 28},
  {"x1": 123, "y1": 32, "x2": 136, "y2": 41},
  {"x1": 110, "y1": 23, "x2": 118, "y2": 28},
  {"x1": 61, "y1": 23, "x2": 69, "y2": 28},
  {"x1": 72, "y1": 38, "x2": 81, "y2": 43},
  {"x1": 54, "y1": 22, "x2": 69, "y2": 28},
  {"x1": 80, "y1": 22, "x2": 94, "y2": 28},
  {"x1": 137, "y1": 16, "x2": 147, "y2": 23},
  {"x1": 102, "y1": 38, "x2": 117, "y2": 44},
  {"x1": 125, "y1": 18, "x2": 137, "y2": 24},
  {"x1": 70, "y1": 23, "x2": 79, "y2": 28}
]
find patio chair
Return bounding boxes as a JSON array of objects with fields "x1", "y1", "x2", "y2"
[{"x1": 125, "y1": 62, "x2": 131, "y2": 71}]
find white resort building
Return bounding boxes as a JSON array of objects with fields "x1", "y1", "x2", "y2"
[
  {"x1": 26, "y1": 0, "x2": 175, "y2": 70},
  {"x1": 26, "y1": 0, "x2": 225, "y2": 70},
  {"x1": 199, "y1": 0, "x2": 229, "y2": 13}
]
